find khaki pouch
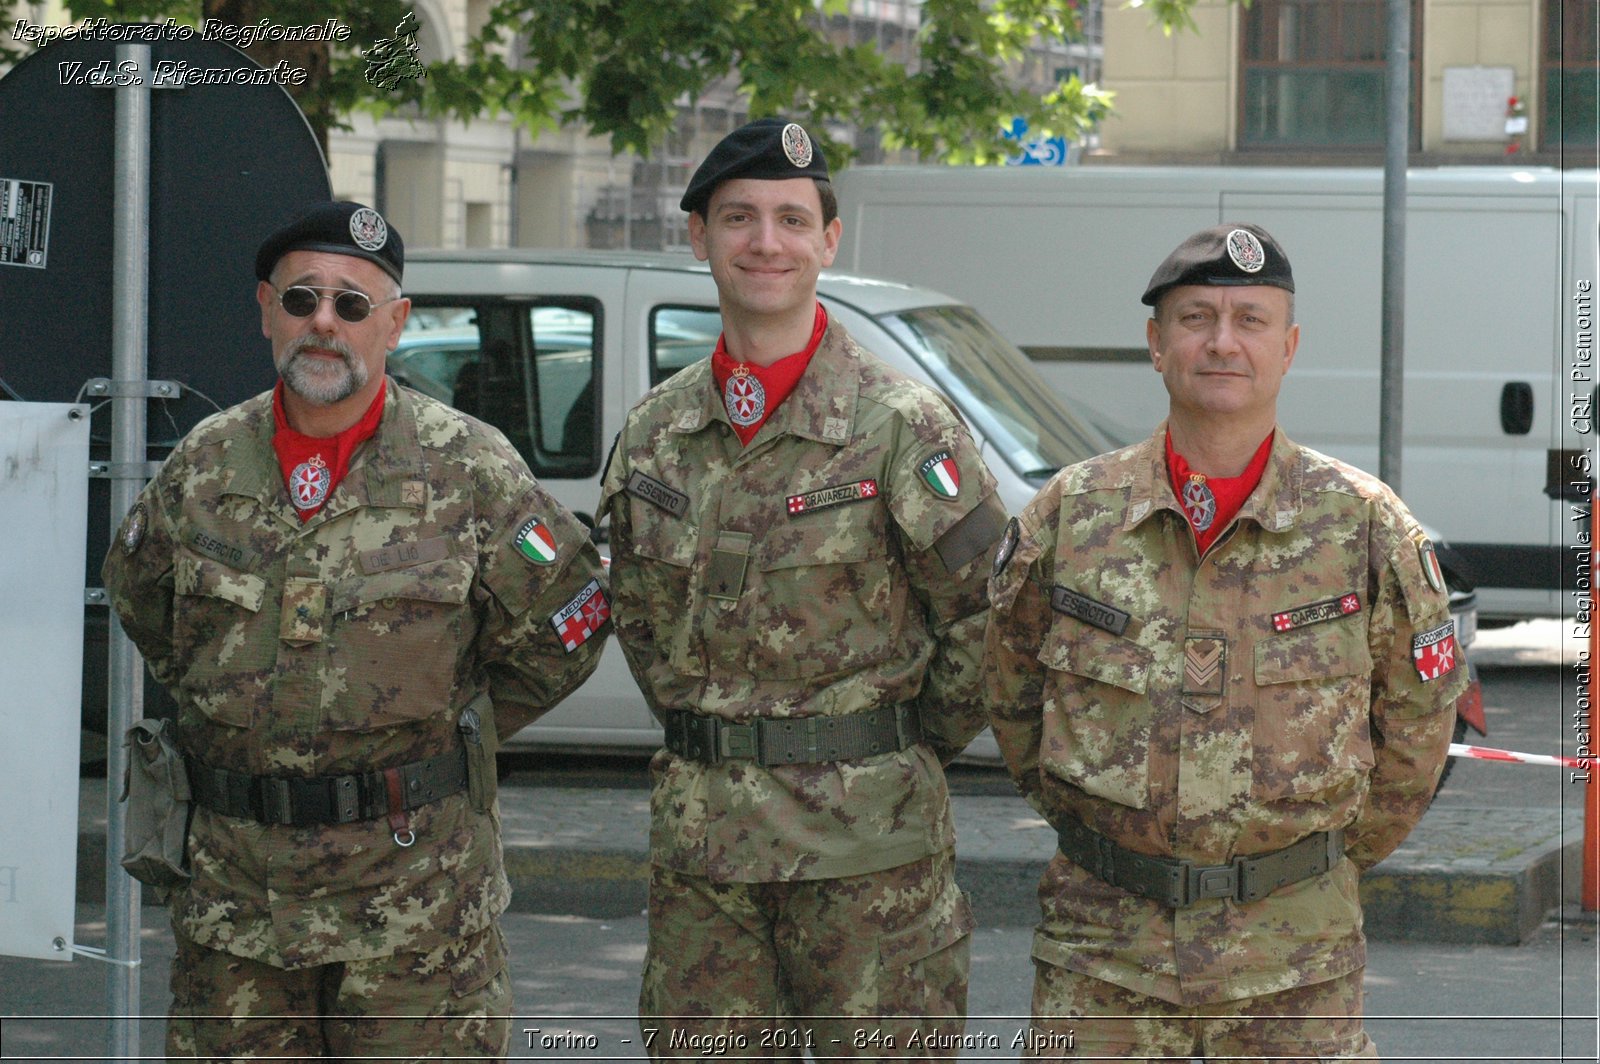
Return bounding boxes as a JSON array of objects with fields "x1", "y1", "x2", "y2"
[
  {"x1": 120, "y1": 717, "x2": 193, "y2": 890},
  {"x1": 459, "y1": 691, "x2": 500, "y2": 813}
]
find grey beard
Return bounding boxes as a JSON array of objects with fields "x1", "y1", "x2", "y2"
[{"x1": 278, "y1": 334, "x2": 368, "y2": 405}]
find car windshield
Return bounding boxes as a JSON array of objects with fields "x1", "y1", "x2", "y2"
[{"x1": 878, "y1": 305, "x2": 1110, "y2": 482}]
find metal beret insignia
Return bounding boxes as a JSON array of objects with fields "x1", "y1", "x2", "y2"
[
  {"x1": 348, "y1": 207, "x2": 388, "y2": 251},
  {"x1": 1226, "y1": 228, "x2": 1265, "y2": 272},
  {"x1": 781, "y1": 123, "x2": 813, "y2": 168}
]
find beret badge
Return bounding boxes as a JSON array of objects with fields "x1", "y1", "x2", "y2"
[
  {"x1": 349, "y1": 207, "x2": 389, "y2": 252},
  {"x1": 781, "y1": 123, "x2": 813, "y2": 168},
  {"x1": 1226, "y1": 228, "x2": 1265, "y2": 273}
]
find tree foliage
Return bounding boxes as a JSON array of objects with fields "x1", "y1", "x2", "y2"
[{"x1": 19, "y1": 0, "x2": 1225, "y2": 163}]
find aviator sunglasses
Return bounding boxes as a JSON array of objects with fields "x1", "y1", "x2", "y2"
[{"x1": 274, "y1": 284, "x2": 402, "y2": 324}]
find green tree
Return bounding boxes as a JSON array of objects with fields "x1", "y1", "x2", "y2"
[{"x1": 16, "y1": 0, "x2": 1228, "y2": 163}]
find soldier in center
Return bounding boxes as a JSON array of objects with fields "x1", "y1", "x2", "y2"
[{"x1": 600, "y1": 117, "x2": 1008, "y2": 1054}]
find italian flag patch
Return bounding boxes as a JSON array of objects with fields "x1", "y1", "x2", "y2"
[
  {"x1": 919, "y1": 451, "x2": 961, "y2": 498},
  {"x1": 514, "y1": 516, "x2": 558, "y2": 565}
]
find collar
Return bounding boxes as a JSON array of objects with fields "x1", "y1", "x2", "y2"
[
  {"x1": 223, "y1": 379, "x2": 430, "y2": 525},
  {"x1": 670, "y1": 316, "x2": 860, "y2": 447},
  {"x1": 1123, "y1": 422, "x2": 1303, "y2": 534}
]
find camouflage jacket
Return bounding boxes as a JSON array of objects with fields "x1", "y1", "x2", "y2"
[
  {"x1": 984, "y1": 426, "x2": 1464, "y2": 1005},
  {"x1": 102, "y1": 380, "x2": 607, "y2": 969},
  {"x1": 600, "y1": 319, "x2": 1007, "y2": 882}
]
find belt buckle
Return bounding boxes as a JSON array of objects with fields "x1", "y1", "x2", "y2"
[
  {"x1": 259, "y1": 777, "x2": 294, "y2": 826},
  {"x1": 1187, "y1": 860, "x2": 1242, "y2": 904},
  {"x1": 720, "y1": 722, "x2": 759, "y2": 761},
  {"x1": 667, "y1": 713, "x2": 719, "y2": 764},
  {"x1": 333, "y1": 776, "x2": 360, "y2": 823}
]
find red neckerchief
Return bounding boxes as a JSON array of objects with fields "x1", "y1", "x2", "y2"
[
  {"x1": 1165, "y1": 429, "x2": 1275, "y2": 554},
  {"x1": 271, "y1": 381, "x2": 386, "y2": 522},
  {"x1": 710, "y1": 303, "x2": 828, "y2": 446}
]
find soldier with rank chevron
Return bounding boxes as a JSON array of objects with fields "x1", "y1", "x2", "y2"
[
  {"x1": 103, "y1": 201, "x2": 608, "y2": 1059},
  {"x1": 599, "y1": 117, "x2": 1008, "y2": 1055},
  {"x1": 983, "y1": 223, "x2": 1465, "y2": 1061}
]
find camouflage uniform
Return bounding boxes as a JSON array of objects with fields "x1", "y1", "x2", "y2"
[
  {"x1": 984, "y1": 426, "x2": 1464, "y2": 1059},
  {"x1": 601, "y1": 319, "x2": 1006, "y2": 1054},
  {"x1": 103, "y1": 380, "x2": 608, "y2": 1058}
]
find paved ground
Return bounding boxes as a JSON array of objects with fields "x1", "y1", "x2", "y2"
[{"x1": 8, "y1": 618, "x2": 1595, "y2": 1060}]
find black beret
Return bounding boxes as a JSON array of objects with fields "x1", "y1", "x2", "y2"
[
  {"x1": 1141, "y1": 222, "x2": 1293, "y2": 307},
  {"x1": 680, "y1": 117, "x2": 830, "y2": 215},
  {"x1": 255, "y1": 201, "x2": 404, "y2": 284}
]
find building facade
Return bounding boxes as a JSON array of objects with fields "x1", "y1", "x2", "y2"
[{"x1": 1096, "y1": 0, "x2": 1596, "y2": 165}]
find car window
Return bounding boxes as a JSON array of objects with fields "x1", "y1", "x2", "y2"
[
  {"x1": 394, "y1": 300, "x2": 602, "y2": 480},
  {"x1": 650, "y1": 305, "x2": 721, "y2": 386},
  {"x1": 527, "y1": 304, "x2": 601, "y2": 477},
  {"x1": 393, "y1": 307, "x2": 480, "y2": 406}
]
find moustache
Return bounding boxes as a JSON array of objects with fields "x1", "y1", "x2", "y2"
[{"x1": 283, "y1": 334, "x2": 359, "y2": 366}]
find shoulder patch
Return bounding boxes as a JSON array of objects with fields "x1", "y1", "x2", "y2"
[
  {"x1": 1413, "y1": 620, "x2": 1459, "y2": 681},
  {"x1": 918, "y1": 450, "x2": 961, "y2": 499},
  {"x1": 550, "y1": 579, "x2": 610, "y2": 653},
  {"x1": 933, "y1": 497, "x2": 1007, "y2": 573},
  {"x1": 514, "y1": 516, "x2": 559, "y2": 565}
]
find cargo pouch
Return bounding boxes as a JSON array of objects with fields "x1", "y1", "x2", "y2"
[
  {"x1": 459, "y1": 691, "x2": 500, "y2": 813},
  {"x1": 120, "y1": 718, "x2": 192, "y2": 891}
]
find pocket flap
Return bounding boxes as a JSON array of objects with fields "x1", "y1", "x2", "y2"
[
  {"x1": 1038, "y1": 619, "x2": 1153, "y2": 695},
  {"x1": 760, "y1": 518, "x2": 879, "y2": 572},
  {"x1": 175, "y1": 554, "x2": 266, "y2": 612},
  {"x1": 331, "y1": 557, "x2": 473, "y2": 613},
  {"x1": 1256, "y1": 620, "x2": 1371, "y2": 684}
]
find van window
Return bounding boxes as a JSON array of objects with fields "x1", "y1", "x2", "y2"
[
  {"x1": 395, "y1": 300, "x2": 602, "y2": 479},
  {"x1": 879, "y1": 305, "x2": 1108, "y2": 482},
  {"x1": 650, "y1": 305, "x2": 721, "y2": 385}
]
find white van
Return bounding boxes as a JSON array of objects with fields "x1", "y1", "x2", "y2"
[
  {"x1": 403, "y1": 249, "x2": 1481, "y2": 754},
  {"x1": 831, "y1": 165, "x2": 1600, "y2": 621},
  {"x1": 401, "y1": 248, "x2": 1119, "y2": 752}
]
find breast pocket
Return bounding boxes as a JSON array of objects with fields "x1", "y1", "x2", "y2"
[
  {"x1": 1036, "y1": 617, "x2": 1155, "y2": 810},
  {"x1": 626, "y1": 500, "x2": 703, "y2": 676},
  {"x1": 749, "y1": 515, "x2": 897, "y2": 681},
  {"x1": 173, "y1": 553, "x2": 272, "y2": 728},
  {"x1": 1252, "y1": 619, "x2": 1375, "y2": 799},
  {"x1": 327, "y1": 557, "x2": 474, "y2": 729}
]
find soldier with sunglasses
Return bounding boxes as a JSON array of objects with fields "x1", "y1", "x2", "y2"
[{"x1": 103, "y1": 201, "x2": 609, "y2": 1059}]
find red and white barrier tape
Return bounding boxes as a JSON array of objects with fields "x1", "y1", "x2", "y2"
[{"x1": 1449, "y1": 742, "x2": 1593, "y2": 770}]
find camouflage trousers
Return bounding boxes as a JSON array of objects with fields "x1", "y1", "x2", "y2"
[
  {"x1": 1026, "y1": 962, "x2": 1378, "y2": 1063},
  {"x1": 166, "y1": 921, "x2": 511, "y2": 1062},
  {"x1": 639, "y1": 848, "x2": 975, "y2": 1060}
]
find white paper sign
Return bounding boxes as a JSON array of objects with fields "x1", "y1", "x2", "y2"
[{"x1": 1442, "y1": 66, "x2": 1516, "y2": 142}]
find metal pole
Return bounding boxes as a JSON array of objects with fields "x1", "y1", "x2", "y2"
[
  {"x1": 107, "y1": 41, "x2": 151, "y2": 1060},
  {"x1": 1378, "y1": 0, "x2": 1410, "y2": 492}
]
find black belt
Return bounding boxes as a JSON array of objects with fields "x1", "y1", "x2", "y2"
[
  {"x1": 1057, "y1": 817, "x2": 1344, "y2": 908},
  {"x1": 663, "y1": 705, "x2": 922, "y2": 766},
  {"x1": 186, "y1": 749, "x2": 468, "y2": 828}
]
